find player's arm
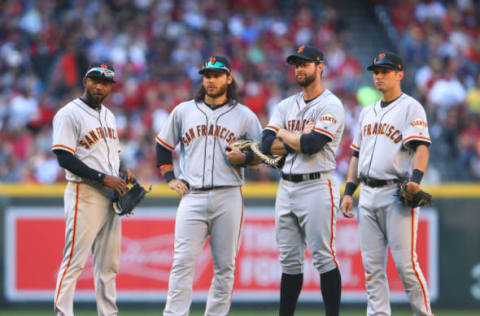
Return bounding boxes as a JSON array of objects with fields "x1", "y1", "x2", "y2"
[
  {"x1": 276, "y1": 128, "x2": 331, "y2": 154},
  {"x1": 54, "y1": 150, "x2": 127, "y2": 195},
  {"x1": 225, "y1": 144, "x2": 262, "y2": 166},
  {"x1": 156, "y1": 143, "x2": 189, "y2": 197},
  {"x1": 340, "y1": 150, "x2": 360, "y2": 219},
  {"x1": 405, "y1": 141, "x2": 430, "y2": 193}
]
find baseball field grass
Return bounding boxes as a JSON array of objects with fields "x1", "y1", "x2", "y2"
[{"x1": 1, "y1": 309, "x2": 480, "y2": 316}]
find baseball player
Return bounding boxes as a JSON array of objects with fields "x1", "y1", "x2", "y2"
[
  {"x1": 52, "y1": 63, "x2": 134, "y2": 316},
  {"x1": 262, "y1": 45, "x2": 345, "y2": 316},
  {"x1": 340, "y1": 52, "x2": 433, "y2": 316},
  {"x1": 156, "y1": 56, "x2": 262, "y2": 316}
]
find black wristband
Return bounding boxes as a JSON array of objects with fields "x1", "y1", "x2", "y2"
[
  {"x1": 410, "y1": 169, "x2": 424, "y2": 184},
  {"x1": 164, "y1": 170, "x2": 175, "y2": 183},
  {"x1": 344, "y1": 182, "x2": 358, "y2": 196},
  {"x1": 244, "y1": 151, "x2": 254, "y2": 165},
  {"x1": 97, "y1": 172, "x2": 106, "y2": 184}
]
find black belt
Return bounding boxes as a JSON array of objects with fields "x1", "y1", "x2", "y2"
[
  {"x1": 281, "y1": 172, "x2": 323, "y2": 183},
  {"x1": 192, "y1": 185, "x2": 235, "y2": 191},
  {"x1": 360, "y1": 177, "x2": 401, "y2": 188}
]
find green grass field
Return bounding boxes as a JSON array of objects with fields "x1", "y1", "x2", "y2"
[{"x1": 1, "y1": 308, "x2": 479, "y2": 316}]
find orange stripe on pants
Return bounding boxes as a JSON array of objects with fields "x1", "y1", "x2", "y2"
[
  {"x1": 410, "y1": 208, "x2": 430, "y2": 315},
  {"x1": 55, "y1": 183, "x2": 80, "y2": 307},
  {"x1": 327, "y1": 179, "x2": 339, "y2": 268}
]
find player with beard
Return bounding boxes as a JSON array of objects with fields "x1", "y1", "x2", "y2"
[
  {"x1": 156, "y1": 56, "x2": 262, "y2": 316},
  {"x1": 261, "y1": 46, "x2": 345, "y2": 316}
]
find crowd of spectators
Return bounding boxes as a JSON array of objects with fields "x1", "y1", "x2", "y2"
[
  {"x1": 383, "y1": 0, "x2": 480, "y2": 180},
  {"x1": 0, "y1": 0, "x2": 477, "y2": 184}
]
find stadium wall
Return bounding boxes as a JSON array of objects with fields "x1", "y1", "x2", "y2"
[{"x1": 0, "y1": 183, "x2": 479, "y2": 309}]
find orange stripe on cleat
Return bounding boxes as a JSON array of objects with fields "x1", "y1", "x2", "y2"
[{"x1": 55, "y1": 183, "x2": 80, "y2": 308}]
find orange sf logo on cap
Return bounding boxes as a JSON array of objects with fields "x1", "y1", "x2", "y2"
[
  {"x1": 297, "y1": 46, "x2": 305, "y2": 53},
  {"x1": 100, "y1": 64, "x2": 108, "y2": 69},
  {"x1": 209, "y1": 57, "x2": 216, "y2": 64},
  {"x1": 378, "y1": 53, "x2": 386, "y2": 59}
]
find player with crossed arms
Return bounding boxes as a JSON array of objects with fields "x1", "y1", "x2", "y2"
[
  {"x1": 52, "y1": 63, "x2": 135, "y2": 316},
  {"x1": 262, "y1": 45, "x2": 345, "y2": 316},
  {"x1": 341, "y1": 52, "x2": 434, "y2": 316},
  {"x1": 155, "y1": 56, "x2": 262, "y2": 316}
]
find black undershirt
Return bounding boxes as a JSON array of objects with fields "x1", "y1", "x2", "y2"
[
  {"x1": 54, "y1": 150, "x2": 105, "y2": 183},
  {"x1": 204, "y1": 100, "x2": 229, "y2": 110},
  {"x1": 380, "y1": 94, "x2": 402, "y2": 108}
]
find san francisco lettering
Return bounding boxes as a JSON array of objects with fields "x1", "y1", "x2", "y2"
[
  {"x1": 79, "y1": 127, "x2": 117, "y2": 149},
  {"x1": 287, "y1": 119, "x2": 309, "y2": 132},
  {"x1": 362, "y1": 122, "x2": 402, "y2": 143},
  {"x1": 182, "y1": 124, "x2": 236, "y2": 146}
]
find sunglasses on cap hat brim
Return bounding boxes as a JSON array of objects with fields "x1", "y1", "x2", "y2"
[
  {"x1": 198, "y1": 60, "x2": 231, "y2": 75},
  {"x1": 85, "y1": 67, "x2": 116, "y2": 82}
]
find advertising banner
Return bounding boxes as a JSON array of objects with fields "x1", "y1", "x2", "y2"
[{"x1": 4, "y1": 207, "x2": 438, "y2": 302}]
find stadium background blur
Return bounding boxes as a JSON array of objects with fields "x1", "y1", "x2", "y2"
[
  {"x1": 0, "y1": 0, "x2": 480, "y2": 315},
  {"x1": 1, "y1": 0, "x2": 479, "y2": 185}
]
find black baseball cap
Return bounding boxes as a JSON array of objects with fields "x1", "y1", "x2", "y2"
[
  {"x1": 198, "y1": 56, "x2": 232, "y2": 75},
  {"x1": 286, "y1": 45, "x2": 324, "y2": 64},
  {"x1": 85, "y1": 62, "x2": 116, "y2": 83},
  {"x1": 367, "y1": 52, "x2": 404, "y2": 71}
]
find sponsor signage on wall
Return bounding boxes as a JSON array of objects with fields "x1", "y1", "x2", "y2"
[{"x1": 4, "y1": 207, "x2": 438, "y2": 302}]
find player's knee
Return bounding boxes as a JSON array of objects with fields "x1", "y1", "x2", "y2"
[
  {"x1": 313, "y1": 258, "x2": 337, "y2": 274},
  {"x1": 279, "y1": 256, "x2": 303, "y2": 274}
]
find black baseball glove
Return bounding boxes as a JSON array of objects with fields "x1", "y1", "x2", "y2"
[
  {"x1": 398, "y1": 179, "x2": 432, "y2": 208},
  {"x1": 113, "y1": 181, "x2": 151, "y2": 216}
]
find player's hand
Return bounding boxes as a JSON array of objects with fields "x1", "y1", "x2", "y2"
[
  {"x1": 123, "y1": 168, "x2": 136, "y2": 184},
  {"x1": 168, "y1": 179, "x2": 189, "y2": 198},
  {"x1": 225, "y1": 144, "x2": 246, "y2": 165},
  {"x1": 303, "y1": 121, "x2": 315, "y2": 134},
  {"x1": 340, "y1": 195, "x2": 355, "y2": 218},
  {"x1": 276, "y1": 128, "x2": 287, "y2": 140},
  {"x1": 103, "y1": 175, "x2": 127, "y2": 195}
]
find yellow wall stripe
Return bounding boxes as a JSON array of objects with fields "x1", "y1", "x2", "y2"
[{"x1": 0, "y1": 183, "x2": 479, "y2": 198}]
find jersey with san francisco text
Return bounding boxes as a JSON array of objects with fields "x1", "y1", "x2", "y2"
[
  {"x1": 51, "y1": 98, "x2": 121, "y2": 182},
  {"x1": 351, "y1": 93, "x2": 431, "y2": 180},
  {"x1": 156, "y1": 100, "x2": 262, "y2": 189},
  {"x1": 264, "y1": 89, "x2": 345, "y2": 174}
]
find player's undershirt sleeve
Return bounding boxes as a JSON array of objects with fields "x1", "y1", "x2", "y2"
[
  {"x1": 262, "y1": 103, "x2": 285, "y2": 154},
  {"x1": 54, "y1": 150, "x2": 105, "y2": 183},
  {"x1": 51, "y1": 113, "x2": 77, "y2": 154},
  {"x1": 156, "y1": 143, "x2": 173, "y2": 168},
  {"x1": 300, "y1": 132, "x2": 331, "y2": 154}
]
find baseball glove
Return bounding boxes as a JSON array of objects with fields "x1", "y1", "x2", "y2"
[
  {"x1": 398, "y1": 179, "x2": 432, "y2": 208},
  {"x1": 113, "y1": 181, "x2": 151, "y2": 216},
  {"x1": 231, "y1": 139, "x2": 285, "y2": 170}
]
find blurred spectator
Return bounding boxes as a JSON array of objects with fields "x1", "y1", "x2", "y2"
[{"x1": 0, "y1": 0, "x2": 477, "y2": 183}]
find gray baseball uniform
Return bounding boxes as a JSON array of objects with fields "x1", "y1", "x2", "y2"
[
  {"x1": 351, "y1": 93, "x2": 433, "y2": 316},
  {"x1": 265, "y1": 89, "x2": 345, "y2": 275},
  {"x1": 52, "y1": 98, "x2": 121, "y2": 316},
  {"x1": 156, "y1": 99, "x2": 262, "y2": 316}
]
